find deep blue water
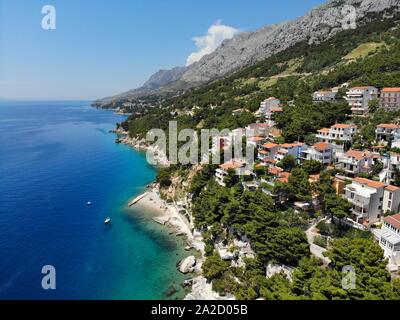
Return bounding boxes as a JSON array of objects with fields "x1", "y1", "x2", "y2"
[{"x1": 0, "y1": 101, "x2": 189, "y2": 300}]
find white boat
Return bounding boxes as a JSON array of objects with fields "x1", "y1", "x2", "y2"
[
  {"x1": 87, "y1": 201, "x2": 92, "y2": 206},
  {"x1": 104, "y1": 217, "x2": 111, "y2": 224}
]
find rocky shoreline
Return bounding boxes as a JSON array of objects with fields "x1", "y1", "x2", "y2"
[
  {"x1": 114, "y1": 128, "x2": 170, "y2": 166},
  {"x1": 114, "y1": 128, "x2": 229, "y2": 300}
]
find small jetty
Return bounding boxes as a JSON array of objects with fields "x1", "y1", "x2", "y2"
[{"x1": 128, "y1": 192, "x2": 148, "y2": 207}]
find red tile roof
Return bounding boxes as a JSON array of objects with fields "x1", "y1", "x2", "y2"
[
  {"x1": 219, "y1": 160, "x2": 244, "y2": 171},
  {"x1": 382, "y1": 88, "x2": 400, "y2": 92},
  {"x1": 384, "y1": 213, "x2": 400, "y2": 229},
  {"x1": 377, "y1": 123, "x2": 400, "y2": 129},
  {"x1": 385, "y1": 185, "x2": 400, "y2": 192},
  {"x1": 261, "y1": 158, "x2": 277, "y2": 164},
  {"x1": 353, "y1": 177, "x2": 386, "y2": 189},
  {"x1": 345, "y1": 150, "x2": 372, "y2": 161},
  {"x1": 278, "y1": 172, "x2": 291, "y2": 183},
  {"x1": 269, "y1": 167, "x2": 284, "y2": 175},
  {"x1": 263, "y1": 142, "x2": 279, "y2": 149},
  {"x1": 248, "y1": 136, "x2": 266, "y2": 142},
  {"x1": 332, "y1": 124, "x2": 354, "y2": 129},
  {"x1": 313, "y1": 142, "x2": 331, "y2": 152},
  {"x1": 280, "y1": 142, "x2": 304, "y2": 149}
]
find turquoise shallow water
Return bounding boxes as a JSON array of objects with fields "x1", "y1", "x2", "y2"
[{"x1": 0, "y1": 101, "x2": 189, "y2": 300}]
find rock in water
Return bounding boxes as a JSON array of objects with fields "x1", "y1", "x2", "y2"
[
  {"x1": 178, "y1": 256, "x2": 196, "y2": 274},
  {"x1": 164, "y1": 286, "x2": 177, "y2": 297}
]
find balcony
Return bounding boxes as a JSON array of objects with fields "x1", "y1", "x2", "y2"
[
  {"x1": 316, "y1": 134, "x2": 332, "y2": 140},
  {"x1": 338, "y1": 157, "x2": 358, "y2": 166},
  {"x1": 344, "y1": 190, "x2": 370, "y2": 208}
]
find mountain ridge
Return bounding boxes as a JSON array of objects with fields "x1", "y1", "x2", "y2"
[{"x1": 94, "y1": 0, "x2": 400, "y2": 108}]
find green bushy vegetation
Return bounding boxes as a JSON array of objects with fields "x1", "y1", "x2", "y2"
[{"x1": 123, "y1": 12, "x2": 400, "y2": 300}]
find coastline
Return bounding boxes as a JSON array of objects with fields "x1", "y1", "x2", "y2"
[
  {"x1": 131, "y1": 187, "x2": 233, "y2": 300},
  {"x1": 115, "y1": 129, "x2": 225, "y2": 300}
]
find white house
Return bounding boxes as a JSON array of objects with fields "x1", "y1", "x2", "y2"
[
  {"x1": 374, "y1": 213, "x2": 400, "y2": 267},
  {"x1": 215, "y1": 160, "x2": 245, "y2": 187},
  {"x1": 258, "y1": 97, "x2": 280, "y2": 114},
  {"x1": 335, "y1": 150, "x2": 376, "y2": 177},
  {"x1": 383, "y1": 153, "x2": 400, "y2": 185},
  {"x1": 375, "y1": 124, "x2": 400, "y2": 144},
  {"x1": 257, "y1": 97, "x2": 281, "y2": 123},
  {"x1": 274, "y1": 143, "x2": 305, "y2": 163},
  {"x1": 313, "y1": 90, "x2": 337, "y2": 103},
  {"x1": 246, "y1": 123, "x2": 272, "y2": 138},
  {"x1": 301, "y1": 143, "x2": 335, "y2": 165},
  {"x1": 258, "y1": 142, "x2": 280, "y2": 163},
  {"x1": 316, "y1": 124, "x2": 357, "y2": 144},
  {"x1": 345, "y1": 86, "x2": 379, "y2": 117},
  {"x1": 247, "y1": 136, "x2": 267, "y2": 148},
  {"x1": 344, "y1": 177, "x2": 400, "y2": 227}
]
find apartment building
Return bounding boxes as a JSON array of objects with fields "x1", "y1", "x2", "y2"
[
  {"x1": 344, "y1": 178, "x2": 400, "y2": 227},
  {"x1": 266, "y1": 107, "x2": 283, "y2": 124},
  {"x1": 375, "y1": 124, "x2": 400, "y2": 144},
  {"x1": 380, "y1": 88, "x2": 400, "y2": 112},
  {"x1": 383, "y1": 153, "x2": 400, "y2": 185},
  {"x1": 247, "y1": 136, "x2": 268, "y2": 148},
  {"x1": 373, "y1": 213, "x2": 400, "y2": 266},
  {"x1": 246, "y1": 123, "x2": 272, "y2": 137},
  {"x1": 335, "y1": 150, "x2": 376, "y2": 177},
  {"x1": 258, "y1": 142, "x2": 280, "y2": 162},
  {"x1": 258, "y1": 97, "x2": 280, "y2": 114},
  {"x1": 316, "y1": 124, "x2": 357, "y2": 144},
  {"x1": 215, "y1": 160, "x2": 245, "y2": 187},
  {"x1": 301, "y1": 143, "x2": 335, "y2": 165},
  {"x1": 257, "y1": 97, "x2": 281, "y2": 123},
  {"x1": 345, "y1": 86, "x2": 379, "y2": 117},
  {"x1": 274, "y1": 143, "x2": 305, "y2": 163}
]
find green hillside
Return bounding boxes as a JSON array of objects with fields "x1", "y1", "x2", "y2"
[
  {"x1": 118, "y1": 11, "x2": 400, "y2": 300},
  {"x1": 122, "y1": 11, "x2": 400, "y2": 143}
]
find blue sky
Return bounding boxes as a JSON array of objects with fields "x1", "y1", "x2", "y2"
[{"x1": 0, "y1": 0, "x2": 325, "y2": 100}]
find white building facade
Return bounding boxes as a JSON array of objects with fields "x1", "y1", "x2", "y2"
[
  {"x1": 345, "y1": 86, "x2": 379, "y2": 117},
  {"x1": 374, "y1": 213, "x2": 400, "y2": 267}
]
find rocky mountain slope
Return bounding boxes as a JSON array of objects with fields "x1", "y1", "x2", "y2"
[{"x1": 95, "y1": 0, "x2": 400, "y2": 108}]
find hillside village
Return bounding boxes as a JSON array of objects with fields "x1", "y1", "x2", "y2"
[
  {"x1": 213, "y1": 87, "x2": 400, "y2": 269},
  {"x1": 116, "y1": 10, "x2": 400, "y2": 299}
]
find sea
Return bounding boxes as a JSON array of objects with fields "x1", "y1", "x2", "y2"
[{"x1": 0, "y1": 101, "x2": 190, "y2": 300}]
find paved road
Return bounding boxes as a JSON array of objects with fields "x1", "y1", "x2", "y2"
[{"x1": 306, "y1": 219, "x2": 331, "y2": 265}]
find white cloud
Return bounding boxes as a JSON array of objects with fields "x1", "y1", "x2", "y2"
[{"x1": 186, "y1": 21, "x2": 239, "y2": 66}]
